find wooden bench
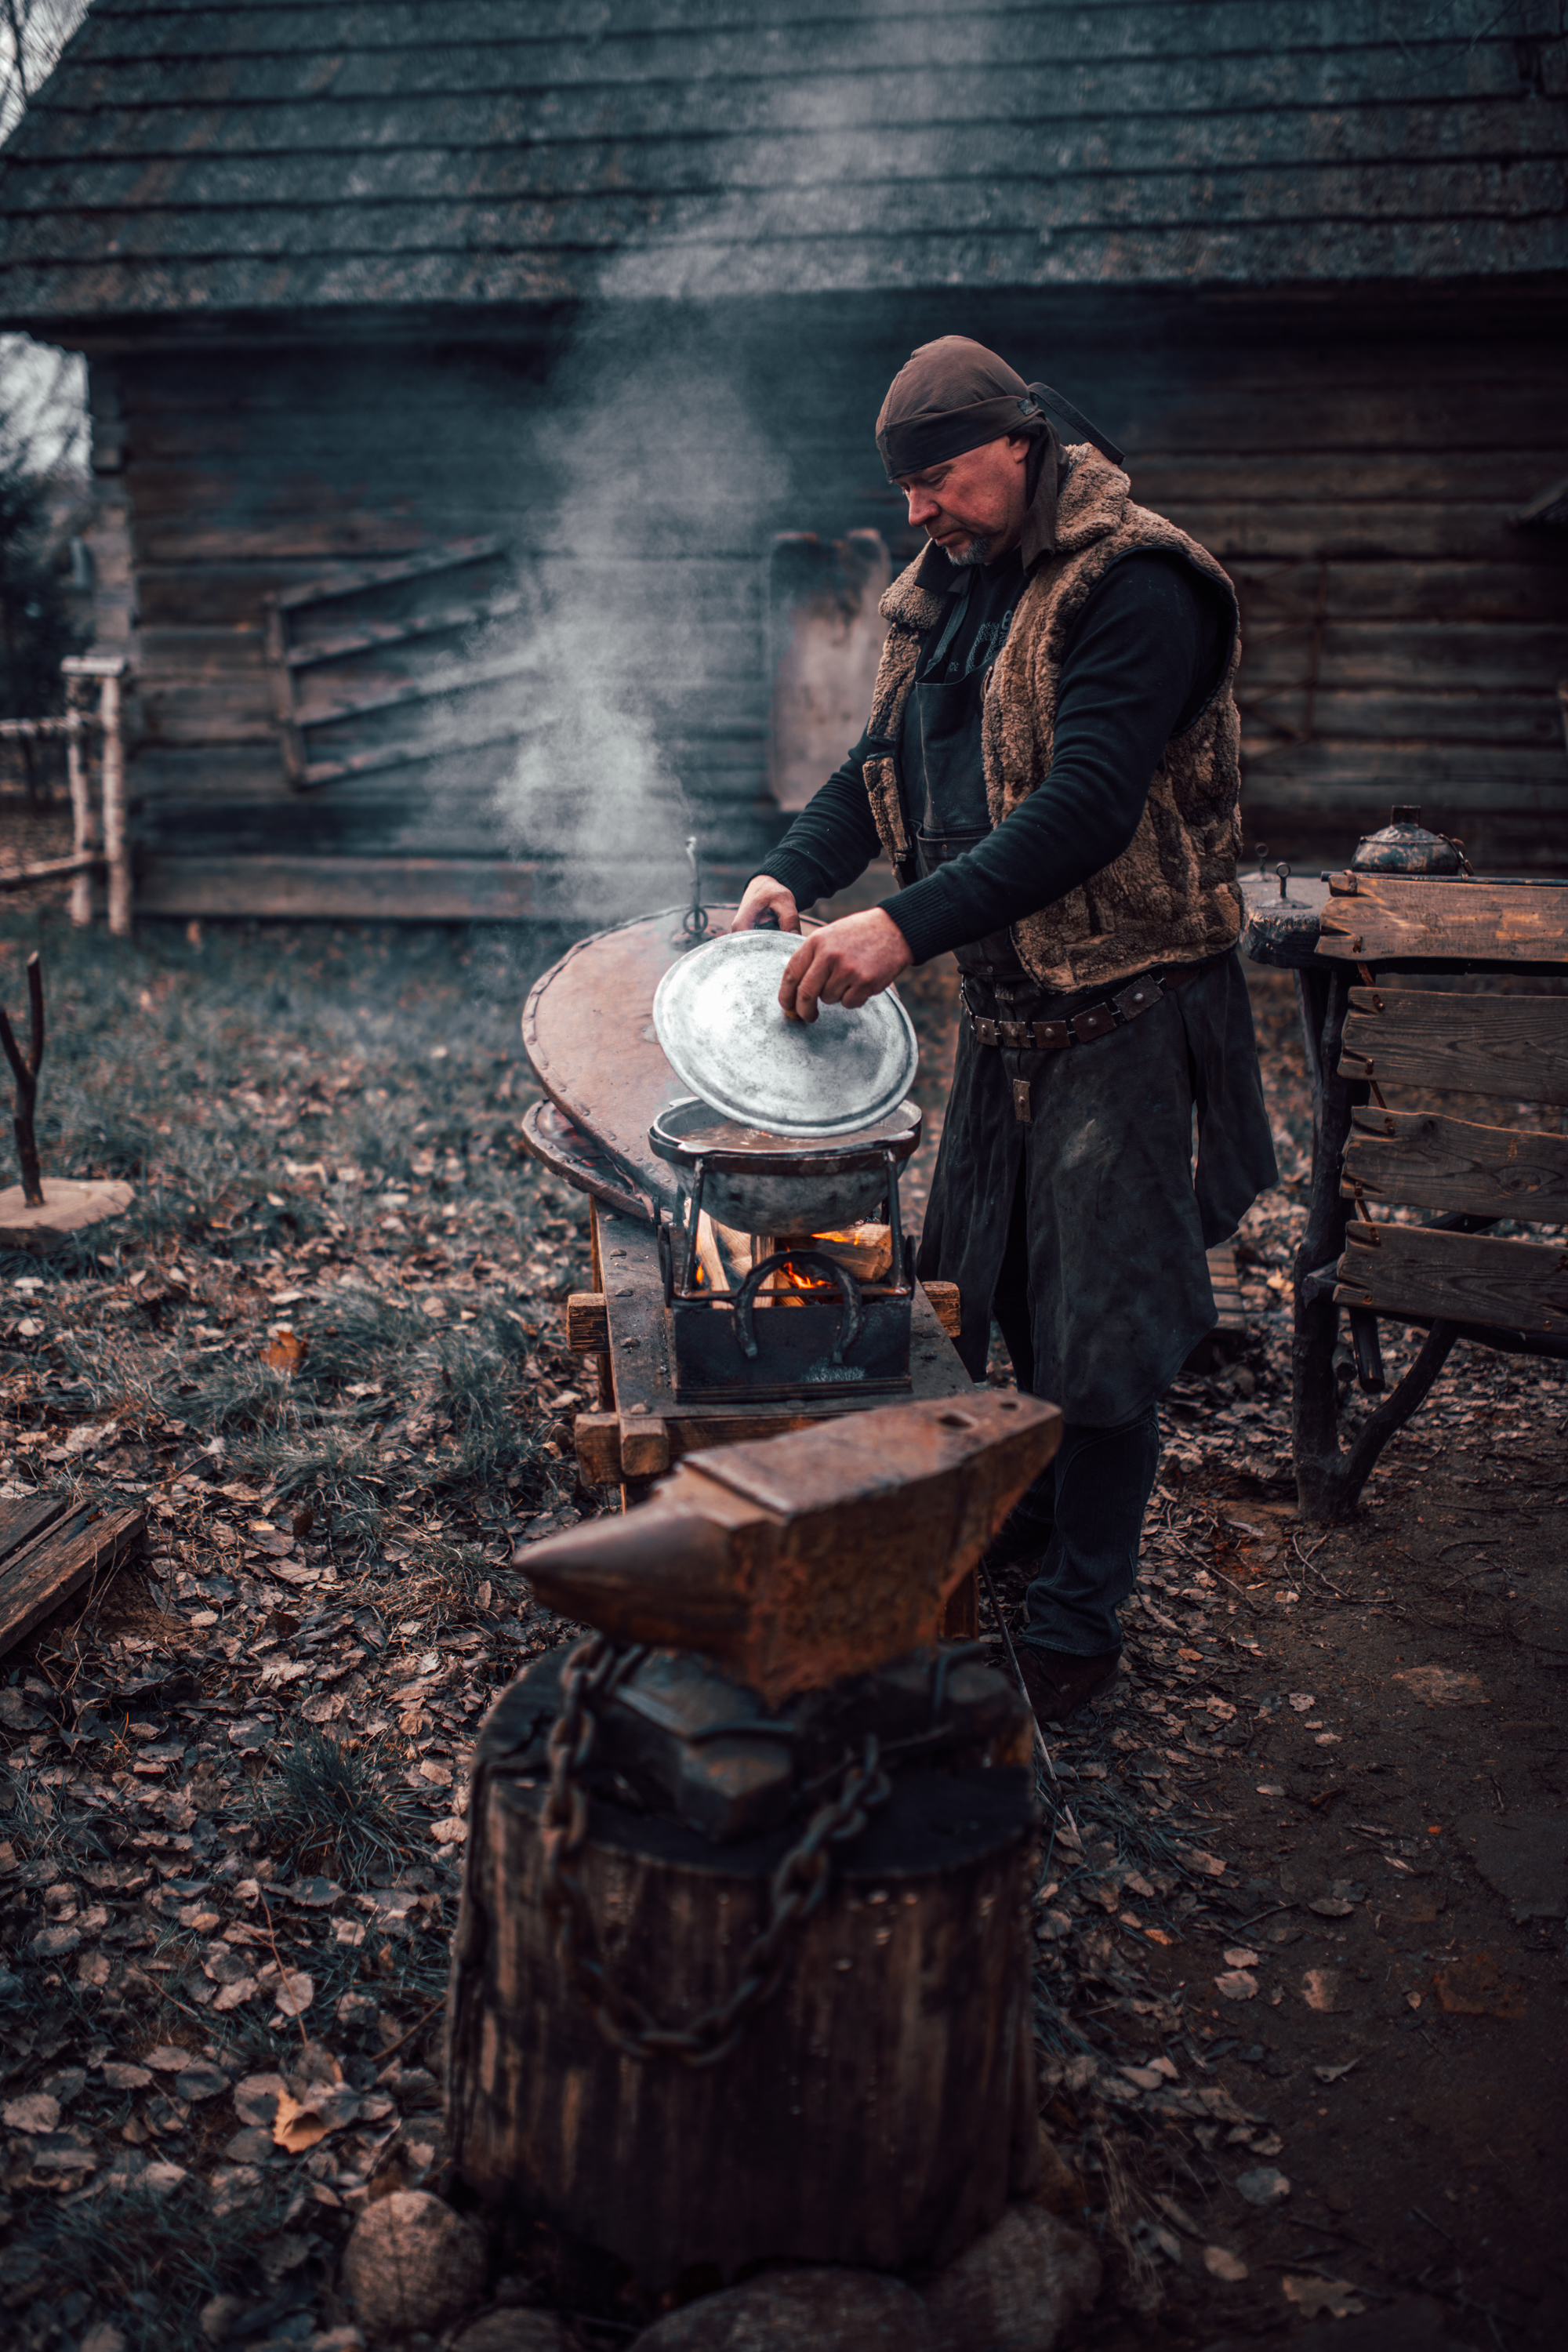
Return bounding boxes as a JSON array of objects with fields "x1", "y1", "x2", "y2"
[{"x1": 1281, "y1": 869, "x2": 1568, "y2": 1517}]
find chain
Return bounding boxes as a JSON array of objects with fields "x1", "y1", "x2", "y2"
[{"x1": 538, "y1": 1634, "x2": 891, "y2": 2068}]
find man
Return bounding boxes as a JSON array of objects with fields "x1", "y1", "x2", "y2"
[{"x1": 731, "y1": 336, "x2": 1276, "y2": 1725}]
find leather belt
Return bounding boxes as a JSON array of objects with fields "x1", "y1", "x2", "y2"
[{"x1": 964, "y1": 967, "x2": 1186, "y2": 1054}]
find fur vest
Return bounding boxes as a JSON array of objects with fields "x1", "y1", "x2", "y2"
[{"x1": 861, "y1": 444, "x2": 1244, "y2": 996}]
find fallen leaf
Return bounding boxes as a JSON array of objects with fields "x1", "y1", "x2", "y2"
[
  {"x1": 1287, "y1": 1693, "x2": 1316, "y2": 1712},
  {"x1": 270, "y1": 1969, "x2": 315, "y2": 2019},
  {"x1": 213, "y1": 1976, "x2": 259, "y2": 2012},
  {"x1": 1283, "y1": 2276, "x2": 1366, "y2": 2318},
  {"x1": 1181, "y1": 1848, "x2": 1226, "y2": 1878},
  {"x1": 233, "y1": 2072, "x2": 287, "y2": 2129},
  {"x1": 144, "y1": 2045, "x2": 192, "y2": 2073},
  {"x1": 261, "y1": 1329, "x2": 307, "y2": 1373},
  {"x1": 1214, "y1": 1969, "x2": 1258, "y2": 2002},
  {"x1": 1314, "y1": 2060, "x2": 1359, "y2": 2084},
  {"x1": 271, "y1": 2089, "x2": 328, "y2": 2154},
  {"x1": 1392, "y1": 1667, "x2": 1485, "y2": 1707},
  {"x1": 1433, "y1": 1951, "x2": 1527, "y2": 2020},
  {"x1": 1300, "y1": 1968, "x2": 1341, "y2": 2013},
  {"x1": 1203, "y1": 2246, "x2": 1249, "y2": 2282},
  {"x1": 1236, "y1": 2165, "x2": 1290, "y2": 2205},
  {"x1": 2, "y1": 2093, "x2": 60, "y2": 2133},
  {"x1": 431, "y1": 1816, "x2": 467, "y2": 1846},
  {"x1": 1223, "y1": 1947, "x2": 1261, "y2": 1968},
  {"x1": 1308, "y1": 1896, "x2": 1356, "y2": 1917}
]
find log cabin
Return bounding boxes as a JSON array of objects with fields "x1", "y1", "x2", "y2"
[{"x1": 0, "y1": 0, "x2": 1563, "y2": 923}]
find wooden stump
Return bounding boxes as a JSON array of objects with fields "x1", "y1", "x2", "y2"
[
  {"x1": 447, "y1": 1668, "x2": 1041, "y2": 2290},
  {"x1": 0, "y1": 1178, "x2": 133, "y2": 1253}
]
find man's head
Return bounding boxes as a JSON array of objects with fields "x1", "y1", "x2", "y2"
[
  {"x1": 894, "y1": 433, "x2": 1033, "y2": 568},
  {"x1": 877, "y1": 336, "x2": 1050, "y2": 566}
]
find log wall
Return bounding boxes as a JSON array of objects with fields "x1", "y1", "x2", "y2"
[{"x1": 89, "y1": 291, "x2": 1568, "y2": 920}]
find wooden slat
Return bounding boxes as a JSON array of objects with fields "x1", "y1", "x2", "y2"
[
  {"x1": 0, "y1": 1501, "x2": 145, "y2": 1660},
  {"x1": 1319, "y1": 876, "x2": 1568, "y2": 966},
  {"x1": 1339, "y1": 989, "x2": 1568, "y2": 1105},
  {"x1": 0, "y1": 1495, "x2": 70, "y2": 1564},
  {"x1": 1334, "y1": 1224, "x2": 1568, "y2": 1338},
  {"x1": 1344, "y1": 1106, "x2": 1568, "y2": 1220}
]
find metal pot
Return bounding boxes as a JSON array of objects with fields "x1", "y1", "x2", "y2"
[{"x1": 648, "y1": 1097, "x2": 920, "y2": 1236}]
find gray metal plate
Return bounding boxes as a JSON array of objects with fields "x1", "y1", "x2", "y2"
[{"x1": 652, "y1": 930, "x2": 919, "y2": 1138}]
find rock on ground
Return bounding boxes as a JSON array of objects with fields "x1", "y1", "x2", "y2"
[
  {"x1": 920, "y1": 2205, "x2": 1101, "y2": 2352},
  {"x1": 631, "y1": 2267, "x2": 936, "y2": 2349},
  {"x1": 450, "y1": 2310, "x2": 577, "y2": 2352},
  {"x1": 340, "y1": 2190, "x2": 488, "y2": 2339}
]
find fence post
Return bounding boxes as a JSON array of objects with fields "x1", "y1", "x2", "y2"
[
  {"x1": 60, "y1": 652, "x2": 129, "y2": 935},
  {"x1": 100, "y1": 669, "x2": 129, "y2": 935},
  {"x1": 64, "y1": 688, "x2": 94, "y2": 927}
]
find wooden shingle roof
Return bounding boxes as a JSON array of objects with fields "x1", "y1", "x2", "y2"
[{"x1": 0, "y1": 0, "x2": 1564, "y2": 327}]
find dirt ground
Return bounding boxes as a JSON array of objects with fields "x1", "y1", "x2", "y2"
[{"x1": 0, "y1": 869, "x2": 1563, "y2": 2350}]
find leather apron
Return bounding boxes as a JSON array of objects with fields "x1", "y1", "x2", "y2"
[{"x1": 901, "y1": 586, "x2": 1026, "y2": 982}]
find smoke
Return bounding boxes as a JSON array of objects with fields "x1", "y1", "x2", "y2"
[{"x1": 492, "y1": 315, "x2": 791, "y2": 923}]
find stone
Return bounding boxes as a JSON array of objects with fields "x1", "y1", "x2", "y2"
[
  {"x1": 632, "y1": 2269, "x2": 936, "y2": 2350},
  {"x1": 340, "y1": 2190, "x2": 487, "y2": 2339},
  {"x1": 920, "y1": 2206, "x2": 1101, "y2": 2352},
  {"x1": 450, "y1": 2313, "x2": 577, "y2": 2352}
]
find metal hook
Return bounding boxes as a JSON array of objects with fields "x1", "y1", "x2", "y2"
[{"x1": 681, "y1": 834, "x2": 710, "y2": 942}]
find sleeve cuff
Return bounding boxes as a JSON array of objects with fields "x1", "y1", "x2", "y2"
[
  {"x1": 879, "y1": 873, "x2": 975, "y2": 967},
  {"x1": 751, "y1": 848, "x2": 827, "y2": 911}
]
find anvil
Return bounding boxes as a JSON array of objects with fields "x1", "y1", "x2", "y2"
[{"x1": 518, "y1": 1390, "x2": 1062, "y2": 1706}]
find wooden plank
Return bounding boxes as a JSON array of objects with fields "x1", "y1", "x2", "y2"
[
  {"x1": 1334, "y1": 1224, "x2": 1568, "y2": 1339},
  {"x1": 292, "y1": 646, "x2": 539, "y2": 730},
  {"x1": 1322, "y1": 878, "x2": 1568, "y2": 967},
  {"x1": 1344, "y1": 1106, "x2": 1568, "y2": 1220},
  {"x1": 285, "y1": 586, "x2": 526, "y2": 668},
  {"x1": 274, "y1": 536, "x2": 506, "y2": 609},
  {"x1": 0, "y1": 1501, "x2": 145, "y2": 1661},
  {"x1": 1340, "y1": 989, "x2": 1568, "y2": 1104},
  {"x1": 0, "y1": 1494, "x2": 70, "y2": 1564}
]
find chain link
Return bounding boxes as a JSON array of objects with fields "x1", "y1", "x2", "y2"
[{"x1": 538, "y1": 1633, "x2": 891, "y2": 2067}]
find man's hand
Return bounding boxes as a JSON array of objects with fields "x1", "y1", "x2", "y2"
[
  {"x1": 732, "y1": 875, "x2": 800, "y2": 933},
  {"x1": 779, "y1": 909, "x2": 913, "y2": 1023}
]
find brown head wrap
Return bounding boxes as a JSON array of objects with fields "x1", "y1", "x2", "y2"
[{"x1": 876, "y1": 336, "x2": 1124, "y2": 564}]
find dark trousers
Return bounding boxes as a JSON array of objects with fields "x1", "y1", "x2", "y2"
[{"x1": 993, "y1": 1161, "x2": 1160, "y2": 1660}]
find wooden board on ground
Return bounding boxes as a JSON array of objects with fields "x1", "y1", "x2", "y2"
[
  {"x1": 1339, "y1": 989, "x2": 1568, "y2": 1105},
  {"x1": 1334, "y1": 1224, "x2": 1568, "y2": 1338},
  {"x1": 575, "y1": 1200, "x2": 974, "y2": 1483},
  {"x1": 1319, "y1": 875, "x2": 1568, "y2": 967},
  {"x1": 1344, "y1": 1106, "x2": 1568, "y2": 1220},
  {"x1": 0, "y1": 1497, "x2": 145, "y2": 1658}
]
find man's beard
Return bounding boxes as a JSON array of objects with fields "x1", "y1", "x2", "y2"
[{"x1": 943, "y1": 534, "x2": 992, "y2": 567}]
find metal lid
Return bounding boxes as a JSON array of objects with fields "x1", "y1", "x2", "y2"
[{"x1": 652, "y1": 930, "x2": 920, "y2": 1138}]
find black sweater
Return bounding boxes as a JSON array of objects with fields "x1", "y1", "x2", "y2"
[{"x1": 758, "y1": 550, "x2": 1233, "y2": 969}]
